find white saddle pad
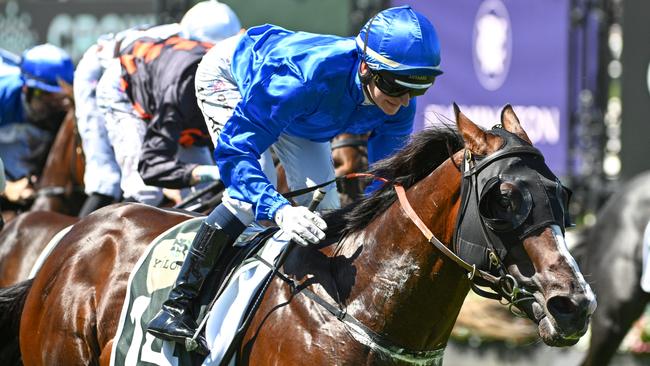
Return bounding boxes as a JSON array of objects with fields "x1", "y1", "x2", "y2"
[{"x1": 202, "y1": 231, "x2": 289, "y2": 366}]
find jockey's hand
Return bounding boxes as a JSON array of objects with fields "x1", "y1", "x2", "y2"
[
  {"x1": 162, "y1": 188, "x2": 182, "y2": 205},
  {"x1": 191, "y1": 165, "x2": 220, "y2": 185},
  {"x1": 4, "y1": 177, "x2": 34, "y2": 203},
  {"x1": 274, "y1": 204, "x2": 327, "y2": 246}
]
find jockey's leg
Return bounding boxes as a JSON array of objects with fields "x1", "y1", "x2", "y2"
[
  {"x1": 147, "y1": 193, "x2": 257, "y2": 352},
  {"x1": 97, "y1": 61, "x2": 163, "y2": 205},
  {"x1": 74, "y1": 48, "x2": 122, "y2": 214},
  {"x1": 78, "y1": 192, "x2": 115, "y2": 217},
  {"x1": 273, "y1": 134, "x2": 340, "y2": 211},
  {"x1": 147, "y1": 149, "x2": 274, "y2": 350}
]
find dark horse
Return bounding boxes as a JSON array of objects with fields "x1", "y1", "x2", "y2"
[
  {"x1": 1, "y1": 105, "x2": 595, "y2": 365},
  {"x1": 275, "y1": 132, "x2": 369, "y2": 206},
  {"x1": 573, "y1": 171, "x2": 650, "y2": 366}
]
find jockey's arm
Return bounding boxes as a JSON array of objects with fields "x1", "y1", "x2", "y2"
[
  {"x1": 138, "y1": 76, "x2": 205, "y2": 189},
  {"x1": 215, "y1": 67, "x2": 315, "y2": 222}
]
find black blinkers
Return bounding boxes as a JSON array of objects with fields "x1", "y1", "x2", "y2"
[{"x1": 452, "y1": 127, "x2": 572, "y2": 276}]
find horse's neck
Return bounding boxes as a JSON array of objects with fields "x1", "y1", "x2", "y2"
[
  {"x1": 341, "y1": 158, "x2": 469, "y2": 350},
  {"x1": 38, "y1": 112, "x2": 75, "y2": 187},
  {"x1": 30, "y1": 112, "x2": 77, "y2": 212}
]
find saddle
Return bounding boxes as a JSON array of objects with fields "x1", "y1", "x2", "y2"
[{"x1": 110, "y1": 219, "x2": 281, "y2": 366}]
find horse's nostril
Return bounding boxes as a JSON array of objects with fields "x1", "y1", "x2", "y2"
[{"x1": 547, "y1": 296, "x2": 577, "y2": 316}]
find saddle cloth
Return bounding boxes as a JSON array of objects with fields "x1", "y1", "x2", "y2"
[{"x1": 109, "y1": 217, "x2": 289, "y2": 366}]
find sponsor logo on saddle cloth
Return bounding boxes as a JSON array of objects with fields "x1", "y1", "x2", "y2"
[
  {"x1": 110, "y1": 217, "x2": 289, "y2": 366},
  {"x1": 145, "y1": 228, "x2": 191, "y2": 293}
]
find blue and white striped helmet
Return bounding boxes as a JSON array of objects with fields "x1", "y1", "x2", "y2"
[
  {"x1": 357, "y1": 6, "x2": 442, "y2": 88},
  {"x1": 20, "y1": 44, "x2": 74, "y2": 93}
]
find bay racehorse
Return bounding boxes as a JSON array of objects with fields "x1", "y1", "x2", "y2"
[
  {"x1": 331, "y1": 133, "x2": 368, "y2": 205},
  {"x1": 28, "y1": 105, "x2": 86, "y2": 215},
  {"x1": 0, "y1": 105, "x2": 595, "y2": 365},
  {"x1": 571, "y1": 171, "x2": 650, "y2": 366}
]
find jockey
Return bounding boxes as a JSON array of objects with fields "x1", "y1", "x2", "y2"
[
  {"x1": 82, "y1": 0, "x2": 241, "y2": 209},
  {"x1": 74, "y1": 33, "x2": 126, "y2": 216},
  {"x1": 147, "y1": 5, "x2": 442, "y2": 349},
  {"x1": 0, "y1": 44, "x2": 73, "y2": 195}
]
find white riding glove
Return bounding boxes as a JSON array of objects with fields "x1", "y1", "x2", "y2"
[
  {"x1": 191, "y1": 165, "x2": 220, "y2": 184},
  {"x1": 274, "y1": 204, "x2": 327, "y2": 246}
]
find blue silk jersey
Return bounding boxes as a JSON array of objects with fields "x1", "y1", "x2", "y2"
[
  {"x1": 0, "y1": 73, "x2": 25, "y2": 128},
  {"x1": 218, "y1": 24, "x2": 416, "y2": 221}
]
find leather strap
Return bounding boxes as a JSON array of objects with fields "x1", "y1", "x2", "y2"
[
  {"x1": 394, "y1": 184, "x2": 500, "y2": 285},
  {"x1": 330, "y1": 138, "x2": 367, "y2": 150}
]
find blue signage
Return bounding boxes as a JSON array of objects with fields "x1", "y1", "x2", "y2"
[{"x1": 392, "y1": 0, "x2": 571, "y2": 176}]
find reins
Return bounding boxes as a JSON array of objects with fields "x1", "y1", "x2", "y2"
[
  {"x1": 277, "y1": 166, "x2": 533, "y2": 306},
  {"x1": 212, "y1": 146, "x2": 544, "y2": 361},
  {"x1": 278, "y1": 149, "x2": 538, "y2": 316}
]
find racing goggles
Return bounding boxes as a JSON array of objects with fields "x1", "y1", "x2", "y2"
[
  {"x1": 31, "y1": 88, "x2": 54, "y2": 97},
  {"x1": 371, "y1": 70, "x2": 435, "y2": 98}
]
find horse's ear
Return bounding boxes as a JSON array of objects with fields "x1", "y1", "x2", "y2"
[
  {"x1": 454, "y1": 102, "x2": 498, "y2": 155},
  {"x1": 501, "y1": 104, "x2": 532, "y2": 144},
  {"x1": 57, "y1": 78, "x2": 74, "y2": 99}
]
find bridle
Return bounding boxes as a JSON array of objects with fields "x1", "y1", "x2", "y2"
[
  {"x1": 395, "y1": 144, "x2": 544, "y2": 311},
  {"x1": 330, "y1": 136, "x2": 367, "y2": 151},
  {"x1": 35, "y1": 114, "x2": 85, "y2": 199}
]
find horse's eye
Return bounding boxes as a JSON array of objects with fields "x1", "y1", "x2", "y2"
[
  {"x1": 497, "y1": 193, "x2": 511, "y2": 209},
  {"x1": 479, "y1": 179, "x2": 533, "y2": 232},
  {"x1": 496, "y1": 183, "x2": 516, "y2": 209}
]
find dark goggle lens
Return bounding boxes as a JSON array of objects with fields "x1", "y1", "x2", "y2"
[
  {"x1": 373, "y1": 72, "x2": 430, "y2": 98},
  {"x1": 30, "y1": 88, "x2": 53, "y2": 98}
]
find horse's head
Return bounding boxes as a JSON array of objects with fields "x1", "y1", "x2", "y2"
[{"x1": 453, "y1": 103, "x2": 596, "y2": 347}]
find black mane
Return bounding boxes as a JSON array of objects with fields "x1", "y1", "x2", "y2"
[{"x1": 323, "y1": 127, "x2": 463, "y2": 238}]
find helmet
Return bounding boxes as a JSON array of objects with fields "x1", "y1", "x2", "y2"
[
  {"x1": 179, "y1": 0, "x2": 241, "y2": 44},
  {"x1": 357, "y1": 6, "x2": 442, "y2": 89},
  {"x1": 20, "y1": 44, "x2": 74, "y2": 93}
]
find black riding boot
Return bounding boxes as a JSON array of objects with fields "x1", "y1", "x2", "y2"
[
  {"x1": 147, "y1": 221, "x2": 236, "y2": 351},
  {"x1": 78, "y1": 192, "x2": 114, "y2": 217}
]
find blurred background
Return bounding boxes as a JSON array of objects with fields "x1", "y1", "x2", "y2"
[
  {"x1": 1, "y1": 0, "x2": 649, "y2": 364},
  {"x1": 3, "y1": 0, "x2": 647, "y2": 226}
]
